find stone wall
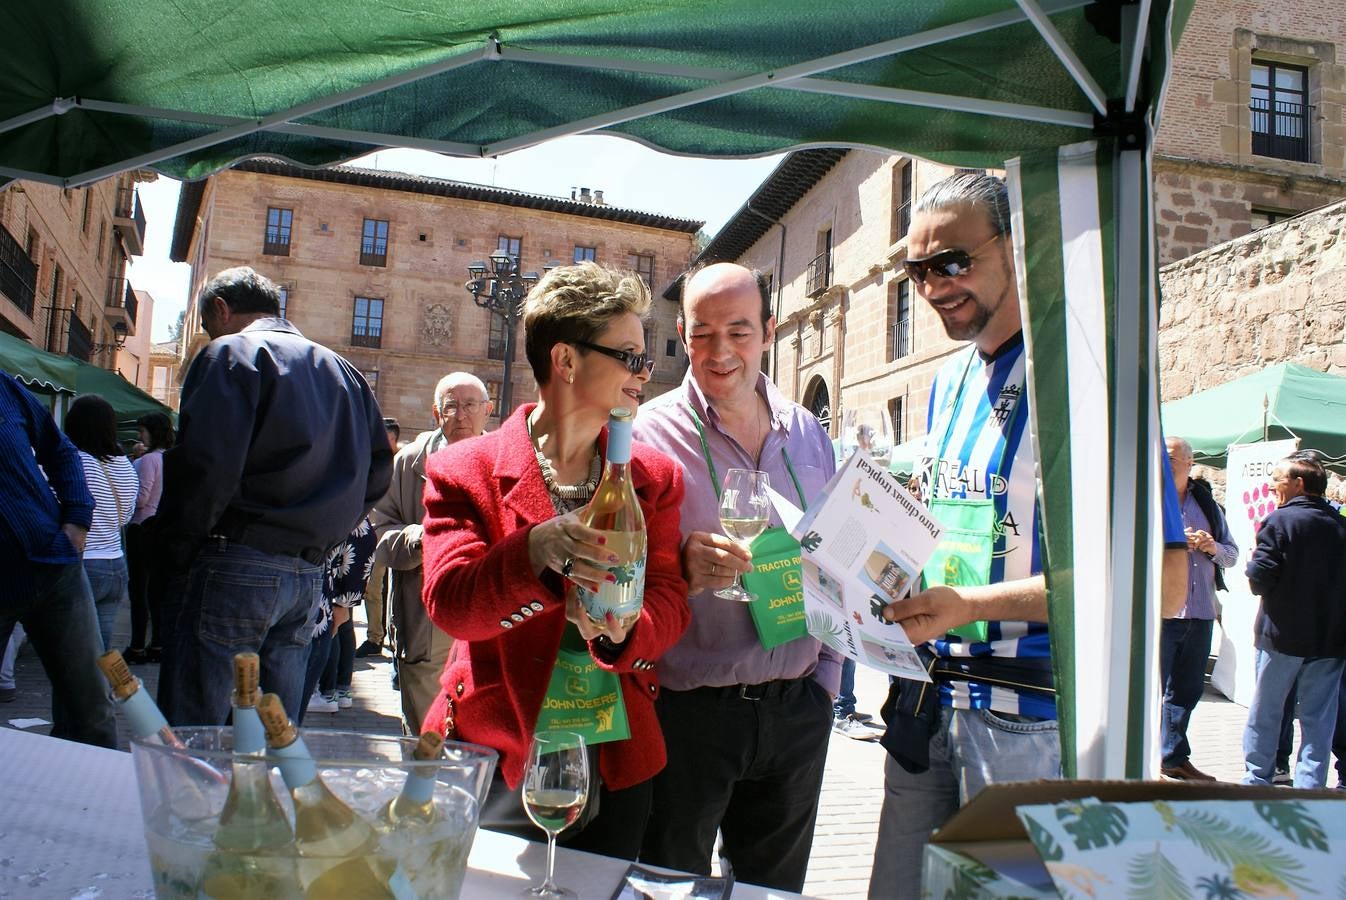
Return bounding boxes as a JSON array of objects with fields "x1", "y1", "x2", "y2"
[{"x1": 1158, "y1": 199, "x2": 1346, "y2": 401}]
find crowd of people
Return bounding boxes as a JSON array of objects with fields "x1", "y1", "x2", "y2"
[{"x1": 5, "y1": 171, "x2": 1346, "y2": 897}]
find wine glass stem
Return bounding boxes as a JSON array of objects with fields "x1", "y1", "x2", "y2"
[{"x1": 543, "y1": 830, "x2": 559, "y2": 892}]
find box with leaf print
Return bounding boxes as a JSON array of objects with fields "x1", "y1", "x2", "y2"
[{"x1": 922, "y1": 780, "x2": 1346, "y2": 899}]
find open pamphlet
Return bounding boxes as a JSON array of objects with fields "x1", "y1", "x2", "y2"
[
  {"x1": 609, "y1": 863, "x2": 733, "y2": 899},
  {"x1": 769, "y1": 450, "x2": 941, "y2": 682}
]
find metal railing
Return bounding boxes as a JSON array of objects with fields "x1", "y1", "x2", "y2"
[
  {"x1": 106, "y1": 276, "x2": 138, "y2": 326},
  {"x1": 1250, "y1": 97, "x2": 1315, "y2": 163},
  {"x1": 0, "y1": 223, "x2": 36, "y2": 316},
  {"x1": 350, "y1": 329, "x2": 382, "y2": 349},
  {"x1": 806, "y1": 251, "x2": 831, "y2": 297},
  {"x1": 890, "y1": 318, "x2": 911, "y2": 361},
  {"x1": 67, "y1": 314, "x2": 92, "y2": 361},
  {"x1": 114, "y1": 185, "x2": 146, "y2": 251}
]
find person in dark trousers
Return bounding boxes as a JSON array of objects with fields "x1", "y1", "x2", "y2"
[
  {"x1": 1160, "y1": 436, "x2": 1237, "y2": 781},
  {"x1": 0, "y1": 374, "x2": 117, "y2": 747},
  {"x1": 125, "y1": 412, "x2": 174, "y2": 664},
  {"x1": 155, "y1": 266, "x2": 392, "y2": 725},
  {"x1": 1241, "y1": 453, "x2": 1346, "y2": 789}
]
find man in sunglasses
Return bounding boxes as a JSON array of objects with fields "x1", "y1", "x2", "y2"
[
  {"x1": 869, "y1": 174, "x2": 1187, "y2": 896},
  {"x1": 634, "y1": 262, "x2": 840, "y2": 893},
  {"x1": 370, "y1": 371, "x2": 493, "y2": 733}
]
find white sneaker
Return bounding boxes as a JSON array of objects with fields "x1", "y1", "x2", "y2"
[
  {"x1": 307, "y1": 691, "x2": 338, "y2": 714},
  {"x1": 833, "y1": 713, "x2": 884, "y2": 742},
  {"x1": 335, "y1": 688, "x2": 354, "y2": 709}
]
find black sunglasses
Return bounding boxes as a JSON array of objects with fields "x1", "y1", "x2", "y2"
[
  {"x1": 902, "y1": 234, "x2": 1003, "y2": 285},
  {"x1": 576, "y1": 340, "x2": 655, "y2": 375}
]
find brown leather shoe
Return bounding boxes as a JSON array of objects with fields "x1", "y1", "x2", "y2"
[{"x1": 1161, "y1": 760, "x2": 1217, "y2": 781}]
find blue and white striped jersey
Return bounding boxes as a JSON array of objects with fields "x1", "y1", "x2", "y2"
[{"x1": 916, "y1": 334, "x2": 1053, "y2": 719}]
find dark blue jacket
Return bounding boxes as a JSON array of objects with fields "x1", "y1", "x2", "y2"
[
  {"x1": 1246, "y1": 494, "x2": 1346, "y2": 658},
  {"x1": 0, "y1": 374, "x2": 93, "y2": 569}
]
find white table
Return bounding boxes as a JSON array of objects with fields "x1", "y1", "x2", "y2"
[{"x1": 0, "y1": 727, "x2": 802, "y2": 898}]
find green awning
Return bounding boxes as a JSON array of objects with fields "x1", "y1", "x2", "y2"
[
  {"x1": 71, "y1": 358, "x2": 175, "y2": 444},
  {"x1": 0, "y1": 0, "x2": 1197, "y2": 780},
  {"x1": 0, "y1": 329, "x2": 78, "y2": 393},
  {"x1": 1163, "y1": 363, "x2": 1346, "y2": 467}
]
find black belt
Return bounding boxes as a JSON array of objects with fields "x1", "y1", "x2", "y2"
[
  {"x1": 205, "y1": 534, "x2": 327, "y2": 566},
  {"x1": 690, "y1": 676, "x2": 812, "y2": 702}
]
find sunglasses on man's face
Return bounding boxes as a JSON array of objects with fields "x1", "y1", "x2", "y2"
[
  {"x1": 576, "y1": 340, "x2": 655, "y2": 375},
  {"x1": 902, "y1": 234, "x2": 1003, "y2": 285}
]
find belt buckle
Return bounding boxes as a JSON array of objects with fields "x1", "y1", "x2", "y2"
[{"x1": 738, "y1": 682, "x2": 768, "y2": 701}]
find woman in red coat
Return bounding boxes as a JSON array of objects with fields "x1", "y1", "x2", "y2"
[{"x1": 421, "y1": 262, "x2": 690, "y2": 860}]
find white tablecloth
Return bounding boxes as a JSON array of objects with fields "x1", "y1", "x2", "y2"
[{"x1": 0, "y1": 727, "x2": 801, "y2": 899}]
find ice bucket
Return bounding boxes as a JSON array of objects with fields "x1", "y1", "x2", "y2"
[{"x1": 130, "y1": 727, "x2": 497, "y2": 899}]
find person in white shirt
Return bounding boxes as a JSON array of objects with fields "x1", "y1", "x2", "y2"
[{"x1": 63, "y1": 396, "x2": 138, "y2": 652}]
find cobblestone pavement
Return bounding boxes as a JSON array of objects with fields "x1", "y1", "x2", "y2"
[{"x1": 2, "y1": 606, "x2": 1260, "y2": 899}]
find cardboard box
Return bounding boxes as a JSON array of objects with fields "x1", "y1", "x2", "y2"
[{"x1": 922, "y1": 780, "x2": 1346, "y2": 899}]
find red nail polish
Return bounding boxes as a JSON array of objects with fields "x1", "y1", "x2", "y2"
[
  {"x1": 598, "y1": 536, "x2": 607, "y2": 545},
  {"x1": 606, "y1": 573, "x2": 616, "y2": 583}
]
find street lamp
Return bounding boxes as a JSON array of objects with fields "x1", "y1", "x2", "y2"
[
  {"x1": 465, "y1": 252, "x2": 539, "y2": 418},
  {"x1": 90, "y1": 320, "x2": 130, "y2": 354}
]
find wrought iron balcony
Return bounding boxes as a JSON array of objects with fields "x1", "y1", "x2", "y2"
[
  {"x1": 350, "y1": 329, "x2": 382, "y2": 349},
  {"x1": 806, "y1": 250, "x2": 831, "y2": 298},
  {"x1": 113, "y1": 185, "x2": 146, "y2": 256},
  {"x1": 890, "y1": 318, "x2": 911, "y2": 361},
  {"x1": 0, "y1": 223, "x2": 36, "y2": 317},
  {"x1": 104, "y1": 276, "x2": 138, "y2": 334},
  {"x1": 1250, "y1": 97, "x2": 1315, "y2": 163},
  {"x1": 67, "y1": 314, "x2": 92, "y2": 361}
]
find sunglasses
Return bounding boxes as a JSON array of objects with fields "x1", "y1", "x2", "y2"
[
  {"x1": 902, "y1": 233, "x2": 1003, "y2": 285},
  {"x1": 576, "y1": 340, "x2": 655, "y2": 375}
]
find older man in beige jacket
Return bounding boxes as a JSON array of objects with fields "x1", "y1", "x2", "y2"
[{"x1": 370, "y1": 372, "x2": 492, "y2": 733}]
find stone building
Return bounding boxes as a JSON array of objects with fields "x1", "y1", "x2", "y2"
[
  {"x1": 1153, "y1": 0, "x2": 1346, "y2": 264},
  {"x1": 0, "y1": 172, "x2": 151, "y2": 368},
  {"x1": 695, "y1": 0, "x2": 1345, "y2": 449},
  {"x1": 170, "y1": 160, "x2": 701, "y2": 432},
  {"x1": 114, "y1": 288, "x2": 156, "y2": 391},
  {"x1": 147, "y1": 339, "x2": 182, "y2": 411},
  {"x1": 1158, "y1": 198, "x2": 1346, "y2": 400}
]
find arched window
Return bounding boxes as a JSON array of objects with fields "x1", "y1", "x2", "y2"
[{"x1": 803, "y1": 375, "x2": 831, "y2": 432}]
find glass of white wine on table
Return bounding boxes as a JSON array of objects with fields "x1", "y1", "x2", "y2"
[
  {"x1": 714, "y1": 468, "x2": 771, "y2": 602},
  {"x1": 521, "y1": 730, "x2": 589, "y2": 899}
]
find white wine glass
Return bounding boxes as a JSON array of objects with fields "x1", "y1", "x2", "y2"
[
  {"x1": 714, "y1": 468, "x2": 771, "y2": 602},
  {"x1": 521, "y1": 730, "x2": 589, "y2": 898}
]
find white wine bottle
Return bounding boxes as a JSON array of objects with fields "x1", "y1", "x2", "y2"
[
  {"x1": 381, "y1": 731, "x2": 443, "y2": 828},
  {"x1": 573, "y1": 407, "x2": 647, "y2": 629},
  {"x1": 199, "y1": 656, "x2": 301, "y2": 898},
  {"x1": 257, "y1": 694, "x2": 412, "y2": 899}
]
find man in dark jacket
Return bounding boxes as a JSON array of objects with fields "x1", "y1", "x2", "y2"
[
  {"x1": 1241, "y1": 453, "x2": 1346, "y2": 788},
  {"x1": 1161, "y1": 437, "x2": 1237, "y2": 781},
  {"x1": 156, "y1": 267, "x2": 392, "y2": 725}
]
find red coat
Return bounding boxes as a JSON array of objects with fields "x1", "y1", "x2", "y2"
[{"x1": 421, "y1": 404, "x2": 690, "y2": 791}]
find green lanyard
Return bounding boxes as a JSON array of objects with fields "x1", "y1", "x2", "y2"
[{"x1": 686, "y1": 403, "x2": 806, "y2": 510}]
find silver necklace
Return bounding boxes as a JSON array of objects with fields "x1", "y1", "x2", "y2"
[{"x1": 527, "y1": 412, "x2": 601, "y2": 500}]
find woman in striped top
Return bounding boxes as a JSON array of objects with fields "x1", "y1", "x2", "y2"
[{"x1": 64, "y1": 395, "x2": 138, "y2": 653}]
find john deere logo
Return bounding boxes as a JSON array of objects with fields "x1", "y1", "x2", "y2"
[
  {"x1": 565, "y1": 676, "x2": 587, "y2": 696},
  {"x1": 784, "y1": 570, "x2": 802, "y2": 591}
]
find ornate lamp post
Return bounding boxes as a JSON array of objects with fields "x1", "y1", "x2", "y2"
[{"x1": 466, "y1": 250, "x2": 539, "y2": 418}]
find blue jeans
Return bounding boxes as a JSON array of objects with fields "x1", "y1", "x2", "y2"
[
  {"x1": 0, "y1": 561, "x2": 117, "y2": 747},
  {"x1": 1159, "y1": 617, "x2": 1214, "y2": 767},
  {"x1": 834, "y1": 657, "x2": 857, "y2": 718},
  {"x1": 158, "y1": 542, "x2": 321, "y2": 727},
  {"x1": 869, "y1": 706, "x2": 1061, "y2": 899},
  {"x1": 84, "y1": 555, "x2": 129, "y2": 653},
  {"x1": 1242, "y1": 648, "x2": 1345, "y2": 789}
]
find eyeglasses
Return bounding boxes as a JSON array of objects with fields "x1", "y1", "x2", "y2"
[
  {"x1": 902, "y1": 234, "x2": 1003, "y2": 285},
  {"x1": 440, "y1": 400, "x2": 483, "y2": 416},
  {"x1": 575, "y1": 341, "x2": 655, "y2": 376}
]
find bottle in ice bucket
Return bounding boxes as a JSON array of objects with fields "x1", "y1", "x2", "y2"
[
  {"x1": 257, "y1": 693, "x2": 413, "y2": 898},
  {"x1": 381, "y1": 731, "x2": 444, "y2": 828},
  {"x1": 199, "y1": 655, "x2": 301, "y2": 897},
  {"x1": 573, "y1": 407, "x2": 647, "y2": 628}
]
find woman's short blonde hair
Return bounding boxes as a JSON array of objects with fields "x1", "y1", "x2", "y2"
[{"x1": 522, "y1": 262, "x2": 651, "y2": 385}]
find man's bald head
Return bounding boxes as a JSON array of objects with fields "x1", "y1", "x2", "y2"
[
  {"x1": 677, "y1": 262, "x2": 772, "y2": 331},
  {"x1": 432, "y1": 372, "x2": 492, "y2": 443}
]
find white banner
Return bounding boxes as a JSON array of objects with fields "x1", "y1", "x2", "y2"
[{"x1": 1210, "y1": 439, "x2": 1298, "y2": 706}]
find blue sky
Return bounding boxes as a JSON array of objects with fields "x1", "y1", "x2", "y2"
[{"x1": 129, "y1": 136, "x2": 784, "y2": 341}]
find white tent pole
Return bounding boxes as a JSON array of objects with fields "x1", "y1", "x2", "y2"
[
  {"x1": 1124, "y1": 0, "x2": 1154, "y2": 112},
  {"x1": 1014, "y1": 0, "x2": 1109, "y2": 116},
  {"x1": 0, "y1": 99, "x2": 71, "y2": 138},
  {"x1": 484, "y1": 0, "x2": 1100, "y2": 156},
  {"x1": 63, "y1": 42, "x2": 495, "y2": 187},
  {"x1": 781, "y1": 80, "x2": 1093, "y2": 128}
]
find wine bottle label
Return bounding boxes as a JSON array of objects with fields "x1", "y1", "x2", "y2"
[{"x1": 575, "y1": 553, "x2": 646, "y2": 622}]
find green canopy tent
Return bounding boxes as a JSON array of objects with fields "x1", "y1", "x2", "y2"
[
  {"x1": 1163, "y1": 363, "x2": 1346, "y2": 470},
  {"x1": 70, "y1": 357, "x2": 176, "y2": 445},
  {"x1": 0, "y1": 0, "x2": 1195, "y2": 779},
  {"x1": 0, "y1": 329, "x2": 79, "y2": 394}
]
